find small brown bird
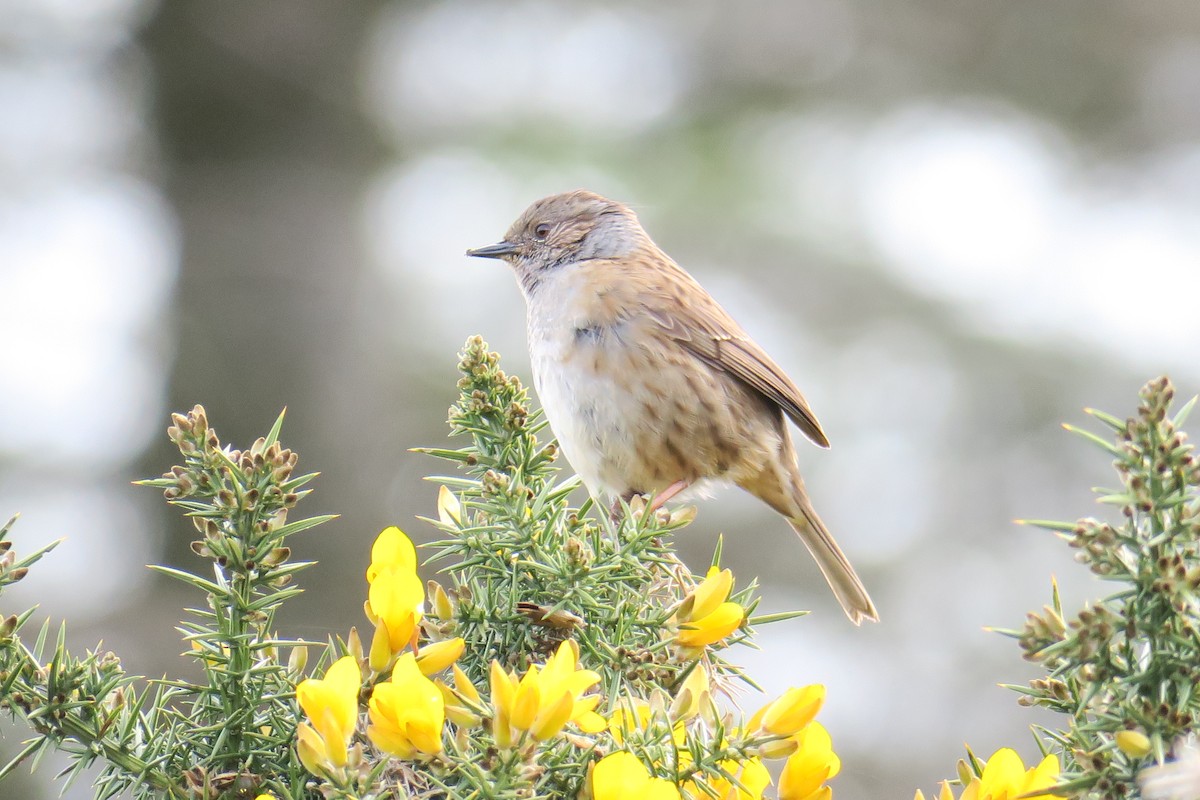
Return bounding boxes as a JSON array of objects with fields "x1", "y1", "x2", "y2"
[{"x1": 467, "y1": 190, "x2": 878, "y2": 624}]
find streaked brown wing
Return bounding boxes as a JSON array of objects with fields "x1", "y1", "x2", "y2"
[{"x1": 646, "y1": 270, "x2": 830, "y2": 448}]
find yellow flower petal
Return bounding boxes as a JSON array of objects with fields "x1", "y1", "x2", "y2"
[
  {"x1": 488, "y1": 640, "x2": 600, "y2": 747},
  {"x1": 367, "y1": 526, "x2": 417, "y2": 581},
  {"x1": 541, "y1": 640, "x2": 580, "y2": 685},
  {"x1": 571, "y1": 693, "x2": 601, "y2": 719},
  {"x1": 779, "y1": 723, "x2": 840, "y2": 800},
  {"x1": 366, "y1": 718, "x2": 416, "y2": 759},
  {"x1": 592, "y1": 751, "x2": 680, "y2": 800},
  {"x1": 950, "y1": 748, "x2": 1061, "y2": 800},
  {"x1": 296, "y1": 723, "x2": 328, "y2": 776},
  {"x1": 366, "y1": 568, "x2": 424, "y2": 651},
  {"x1": 979, "y1": 748, "x2": 1024, "y2": 798},
  {"x1": 565, "y1": 669, "x2": 602, "y2": 697},
  {"x1": 736, "y1": 757, "x2": 771, "y2": 799},
  {"x1": 296, "y1": 656, "x2": 361, "y2": 768},
  {"x1": 531, "y1": 689, "x2": 575, "y2": 740},
  {"x1": 437, "y1": 485, "x2": 462, "y2": 525},
  {"x1": 690, "y1": 568, "x2": 733, "y2": 621},
  {"x1": 645, "y1": 779, "x2": 683, "y2": 800},
  {"x1": 453, "y1": 663, "x2": 482, "y2": 706},
  {"x1": 672, "y1": 666, "x2": 711, "y2": 721},
  {"x1": 1020, "y1": 753, "x2": 1061, "y2": 800},
  {"x1": 923, "y1": 780, "x2": 957, "y2": 800},
  {"x1": 416, "y1": 638, "x2": 464, "y2": 676},
  {"x1": 436, "y1": 676, "x2": 483, "y2": 727},
  {"x1": 511, "y1": 668, "x2": 542, "y2": 732},
  {"x1": 677, "y1": 601, "x2": 745, "y2": 648},
  {"x1": 575, "y1": 709, "x2": 608, "y2": 734},
  {"x1": 444, "y1": 705, "x2": 483, "y2": 728},
  {"x1": 366, "y1": 653, "x2": 444, "y2": 758},
  {"x1": 490, "y1": 660, "x2": 515, "y2": 748},
  {"x1": 429, "y1": 580, "x2": 455, "y2": 620},
  {"x1": 761, "y1": 685, "x2": 825, "y2": 736},
  {"x1": 369, "y1": 622, "x2": 394, "y2": 673}
]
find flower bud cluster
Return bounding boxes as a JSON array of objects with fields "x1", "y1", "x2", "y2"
[{"x1": 1012, "y1": 376, "x2": 1200, "y2": 797}]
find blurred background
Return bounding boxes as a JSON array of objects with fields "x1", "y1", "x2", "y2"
[{"x1": 2, "y1": 0, "x2": 1199, "y2": 797}]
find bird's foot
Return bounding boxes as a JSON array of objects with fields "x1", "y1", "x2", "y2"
[
  {"x1": 608, "y1": 496, "x2": 627, "y2": 524},
  {"x1": 609, "y1": 481, "x2": 689, "y2": 524},
  {"x1": 647, "y1": 480, "x2": 690, "y2": 513}
]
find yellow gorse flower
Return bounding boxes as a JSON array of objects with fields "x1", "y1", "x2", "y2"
[
  {"x1": 675, "y1": 567, "x2": 745, "y2": 650},
  {"x1": 435, "y1": 663, "x2": 485, "y2": 728},
  {"x1": 914, "y1": 783, "x2": 957, "y2": 800},
  {"x1": 752, "y1": 684, "x2": 825, "y2": 737},
  {"x1": 779, "y1": 721, "x2": 841, "y2": 800},
  {"x1": 960, "y1": 749, "x2": 1059, "y2": 800},
  {"x1": 295, "y1": 656, "x2": 361, "y2": 775},
  {"x1": 415, "y1": 637, "x2": 464, "y2": 676},
  {"x1": 707, "y1": 756, "x2": 772, "y2": 800},
  {"x1": 367, "y1": 525, "x2": 417, "y2": 580},
  {"x1": 670, "y1": 666, "x2": 711, "y2": 722},
  {"x1": 592, "y1": 751, "x2": 681, "y2": 800},
  {"x1": 489, "y1": 639, "x2": 605, "y2": 747},
  {"x1": 672, "y1": 682, "x2": 830, "y2": 799},
  {"x1": 367, "y1": 652, "x2": 445, "y2": 758},
  {"x1": 437, "y1": 485, "x2": 462, "y2": 525},
  {"x1": 914, "y1": 748, "x2": 1059, "y2": 800},
  {"x1": 364, "y1": 527, "x2": 425, "y2": 671}
]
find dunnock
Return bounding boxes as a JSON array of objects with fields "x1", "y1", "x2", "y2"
[{"x1": 467, "y1": 190, "x2": 877, "y2": 624}]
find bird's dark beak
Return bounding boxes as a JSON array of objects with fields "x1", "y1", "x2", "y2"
[{"x1": 465, "y1": 241, "x2": 519, "y2": 259}]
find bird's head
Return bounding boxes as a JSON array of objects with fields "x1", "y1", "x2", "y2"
[{"x1": 466, "y1": 190, "x2": 647, "y2": 294}]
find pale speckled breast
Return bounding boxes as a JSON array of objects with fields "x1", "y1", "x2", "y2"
[{"x1": 524, "y1": 261, "x2": 784, "y2": 499}]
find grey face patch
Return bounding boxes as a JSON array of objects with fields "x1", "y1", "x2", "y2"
[
  {"x1": 571, "y1": 211, "x2": 639, "y2": 262},
  {"x1": 513, "y1": 211, "x2": 642, "y2": 297}
]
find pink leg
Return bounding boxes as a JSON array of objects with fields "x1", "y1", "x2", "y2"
[{"x1": 647, "y1": 480, "x2": 690, "y2": 513}]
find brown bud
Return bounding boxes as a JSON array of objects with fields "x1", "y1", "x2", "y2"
[
  {"x1": 261, "y1": 547, "x2": 290, "y2": 567},
  {"x1": 516, "y1": 601, "x2": 585, "y2": 631}
]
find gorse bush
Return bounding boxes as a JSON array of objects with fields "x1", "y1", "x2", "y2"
[
  {"x1": 294, "y1": 337, "x2": 832, "y2": 800},
  {"x1": 0, "y1": 337, "x2": 834, "y2": 800},
  {"x1": 916, "y1": 376, "x2": 1200, "y2": 800},
  {"x1": 0, "y1": 399, "x2": 326, "y2": 799},
  {"x1": 0, "y1": 340, "x2": 1195, "y2": 800},
  {"x1": 1013, "y1": 377, "x2": 1200, "y2": 798}
]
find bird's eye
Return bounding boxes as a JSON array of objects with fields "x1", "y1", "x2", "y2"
[{"x1": 533, "y1": 222, "x2": 552, "y2": 240}]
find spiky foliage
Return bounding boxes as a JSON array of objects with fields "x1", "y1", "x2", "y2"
[
  {"x1": 1010, "y1": 376, "x2": 1200, "y2": 798},
  {"x1": 0, "y1": 408, "x2": 331, "y2": 799}
]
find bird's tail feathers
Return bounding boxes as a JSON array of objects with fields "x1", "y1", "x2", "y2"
[{"x1": 787, "y1": 503, "x2": 878, "y2": 625}]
